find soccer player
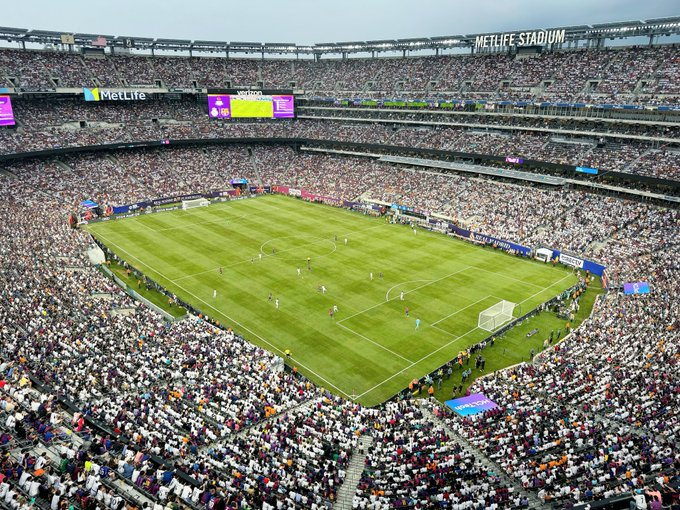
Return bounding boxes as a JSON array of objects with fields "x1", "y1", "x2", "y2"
[
  {"x1": 275, "y1": 298, "x2": 279, "y2": 309},
  {"x1": 329, "y1": 308, "x2": 334, "y2": 319},
  {"x1": 400, "y1": 291, "x2": 404, "y2": 301},
  {"x1": 344, "y1": 238, "x2": 348, "y2": 246},
  {"x1": 259, "y1": 253, "x2": 263, "y2": 261},
  {"x1": 405, "y1": 307, "x2": 409, "y2": 317},
  {"x1": 219, "y1": 267, "x2": 223, "y2": 274},
  {"x1": 415, "y1": 317, "x2": 421, "y2": 330},
  {"x1": 213, "y1": 289, "x2": 217, "y2": 298},
  {"x1": 321, "y1": 285, "x2": 327, "y2": 294},
  {"x1": 333, "y1": 304, "x2": 338, "y2": 313},
  {"x1": 307, "y1": 257, "x2": 311, "y2": 270},
  {"x1": 369, "y1": 272, "x2": 373, "y2": 281},
  {"x1": 268, "y1": 292, "x2": 272, "y2": 302},
  {"x1": 297, "y1": 267, "x2": 301, "y2": 276},
  {"x1": 379, "y1": 272, "x2": 383, "y2": 279}
]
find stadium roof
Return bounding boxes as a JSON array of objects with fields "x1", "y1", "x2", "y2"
[{"x1": 0, "y1": 17, "x2": 678, "y2": 56}]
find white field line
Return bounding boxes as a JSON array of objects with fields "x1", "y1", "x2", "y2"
[
  {"x1": 337, "y1": 266, "x2": 472, "y2": 325},
  {"x1": 336, "y1": 322, "x2": 414, "y2": 364},
  {"x1": 172, "y1": 222, "x2": 385, "y2": 282},
  {"x1": 357, "y1": 275, "x2": 576, "y2": 398},
  {"x1": 259, "y1": 236, "x2": 337, "y2": 259},
  {"x1": 430, "y1": 324, "x2": 456, "y2": 335},
  {"x1": 384, "y1": 280, "x2": 431, "y2": 301},
  {"x1": 430, "y1": 295, "x2": 491, "y2": 327},
  {"x1": 518, "y1": 273, "x2": 574, "y2": 306},
  {"x1": 91, "y1": 231, "x2": 354, "y2": 399},
  {"x1": 356, "y1": 325, "x2": 481, "y2": 399},
  {"x1": 172, "y1": 236, "x2": 336, "y2": 282},
  {"x1": 94, "y1": 211, "x2": 576, "y2": 403}
]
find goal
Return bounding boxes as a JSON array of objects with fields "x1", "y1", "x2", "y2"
[
  {"x1": 182, "y1": 198, "x2": 210, "y2": 210},
  {"x1": 478, "y1": 300, "x2": 516, "y2": 332}
]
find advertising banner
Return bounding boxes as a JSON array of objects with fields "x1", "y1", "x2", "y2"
[
  {"x1": 272, "y1": 185, "x2": 290, "y2": 195},
  {"x1": 468, "y1": 231, "x2": 532, "y2": 257},
  {"x1": 623, "y1": 281, "x2": 650, "y2": 295},
  {"x1": 445, "y1": 393, "x2": 499, "y2": 416},
  {"x1": 300, "y1": 189, "x2": 344, "y2": 206},
  {"x1": 445, "y1": 224, "x2": 531, "y2": 256},
  {"x1": 0, "y1": 95, "x2": 15, "y2": 126},
  {"x1": 83, "y1": 88, "x2": 147, "y2": 102},
  {"x1": 559, "y1": 253, "x2": 585, "y2": 268},
  {"x1": 551, "y1": 249, "x2": 606, "y2": 276},
  {"x1": 110, "y1": 190, "x2": 232, "y2": 215}
]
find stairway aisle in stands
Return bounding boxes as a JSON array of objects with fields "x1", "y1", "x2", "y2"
[
  {"x1": 418, "y1": 399, "x2": 546, "y2": 509},
  {"x1": 333, "y1": 434, "x2": 374, "y2": 510},
  {"x1": 248, "y1": 145, "x2": 264, "y2": 186}
]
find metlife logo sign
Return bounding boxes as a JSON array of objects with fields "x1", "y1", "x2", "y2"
[{"x1": 83, "y1": 88, "x2": 148, "y2": 102}]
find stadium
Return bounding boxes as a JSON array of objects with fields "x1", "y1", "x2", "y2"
[{"x1": 0, "y1": 5, "x2": 678, "y2": 510}]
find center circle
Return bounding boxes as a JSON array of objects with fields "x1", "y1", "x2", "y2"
[{"x1": 260, "y1": 234, "x2": 337, "y2": 261}]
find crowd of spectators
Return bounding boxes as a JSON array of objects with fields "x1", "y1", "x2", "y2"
[
  {"x1": 446, "y1": 222, "x2": 678, "y2": 506},
  {"x1": 353, "y1": 401, "x2": 515, "y2": 509},
  {"x1": 0, "y1": 135, "x2": 678, "y2": 510},
  {"x1": 2, "y1": 45, "x2": 679, "y2": 103},
  {"x1": 3, "y1": 97, "x2": 679, "y2": 182}
]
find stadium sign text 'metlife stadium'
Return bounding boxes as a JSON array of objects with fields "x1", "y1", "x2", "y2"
[
  {"x1": 83, "y1": 87, "x2": 148, "y2": 102},
  {"x1": 475, "y1": 29, "x2": 566, "y2": 49}
]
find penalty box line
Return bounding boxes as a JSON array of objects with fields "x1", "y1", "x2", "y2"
[
  {"x1": 357, "y1": 275, "x2": 575, "y2": 399},
  {"x1": 356, "y1": 323, "x2": 481, "y2": 399},
  {"x1": 90, "y1": 230, "x2": 356, "y2": 400},
  {"x1": 430, "y1": 295, "x2": 494, "y2": 328},
  {"x1": 337, "y1": 266, "x2": 472, "y2": 325},
  {"x1": 357, "y1": 293, "x2": 508, "y2": 399},
  {"x1": 335, "y1": 322, "x2": 415, "y2": 364}
]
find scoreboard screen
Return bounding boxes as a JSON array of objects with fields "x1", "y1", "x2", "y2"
[
  {"x1": 208, "y1": 93, "x2": 294, "y2": 119},
  {"x1": 0, "y1": 95, "x2": 15, "y2": 126}
]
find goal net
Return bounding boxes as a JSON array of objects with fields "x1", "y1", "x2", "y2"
[
  {"x1": 478, "y1": 300, "x2": 516, "y2": 332},
  {"x1": 182, "y1": 198, "x2": 210, "y2": 210}
]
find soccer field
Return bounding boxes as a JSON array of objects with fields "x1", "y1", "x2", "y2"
[{"x1": 86, "y1": 194, "x2": 579, "y2": 406}]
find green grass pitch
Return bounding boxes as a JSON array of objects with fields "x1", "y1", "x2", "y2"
[{"x1": 86, "y1": 194, "x2": 580, "y2": 406}]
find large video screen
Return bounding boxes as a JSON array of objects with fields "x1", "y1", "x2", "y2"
[
  {"x1": 0, "y1": 95, "x2": 15, "y2": 126},
  {"x1": 208, "y1": 94, "x2": 294, "y2": 119}
]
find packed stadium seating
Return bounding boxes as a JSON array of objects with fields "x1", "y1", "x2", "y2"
[
  {"x1": 3, "y1": 96, "x2": 679, "y2": 182},
  {"x1": 1, "y1": 141, "x2": 678, "y2": 509},
  {"x1": 2, "y1": 45, "x2": 680, "y2": 101},
  {"x1": 1, "y1": 41, "x2": 679, "y2": 510}
]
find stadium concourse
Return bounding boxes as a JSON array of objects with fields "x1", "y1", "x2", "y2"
[{"x1": 0, "y1": 37, "x2": 679, "y2": 510}]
